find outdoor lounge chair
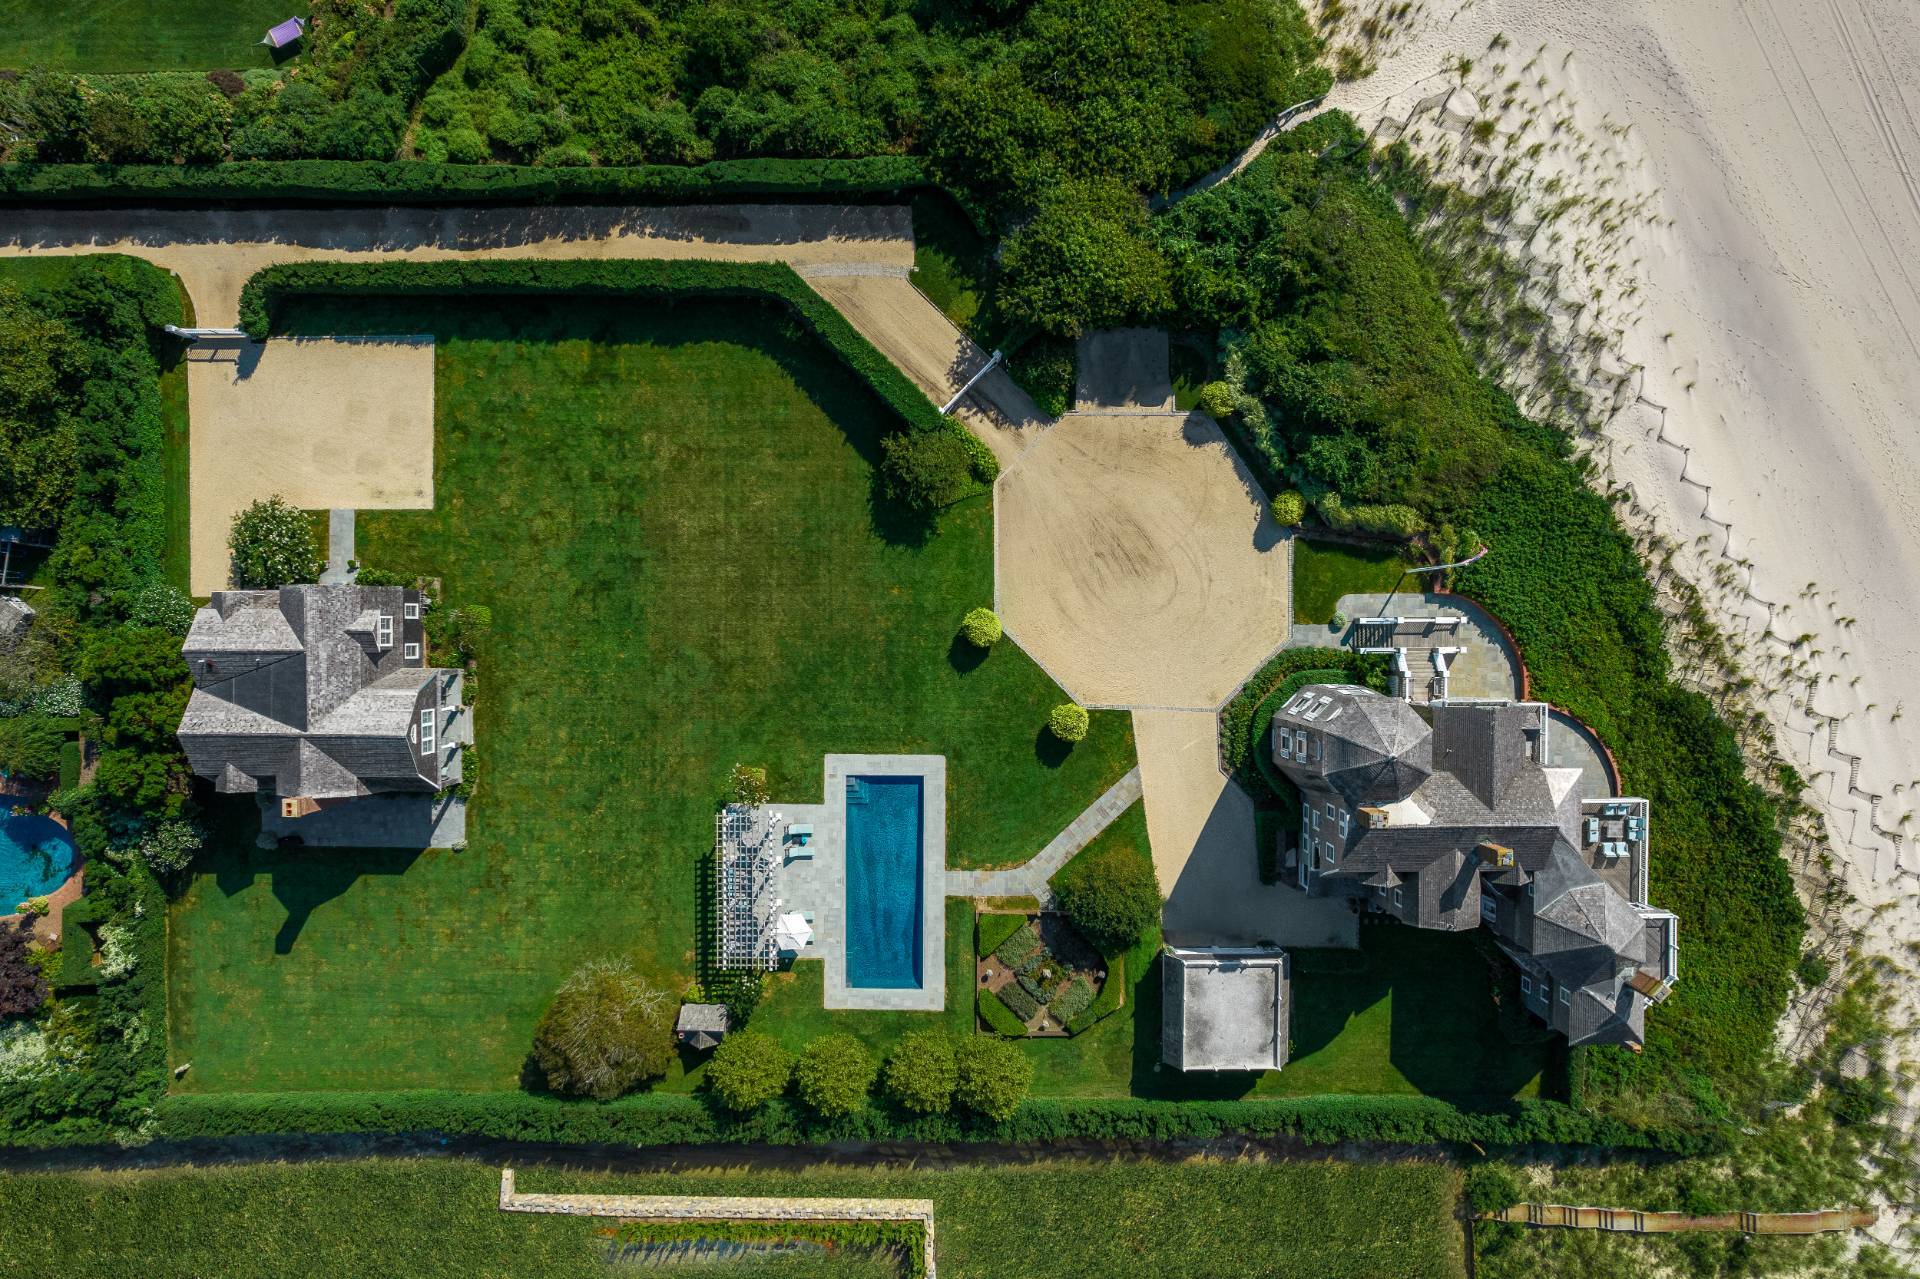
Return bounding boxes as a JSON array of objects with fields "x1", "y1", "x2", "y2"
[{"x1": 787, "y1": 823, "x2": 812, "y2": 844}]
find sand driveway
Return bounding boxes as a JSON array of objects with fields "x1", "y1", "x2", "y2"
[
  {"x1": 187, "y1": 337, "x2": 435, "y2": 595},
  {"x1": 994, "y1": 412, "x2": 1291, "y2": 710}
]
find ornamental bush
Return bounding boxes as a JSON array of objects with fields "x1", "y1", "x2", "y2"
[
  {"x1": 1047, "y1": 703, "x2": 1090, "y2": 744},
  {"x1": 0, "y1": 916, "x2": 49, "y2": 1017},
  {"x1": 1052, "y1": 842, "x2": 1162, "y2": 954},
  {"x1": 0, "y1": 714, "x2": 65, "y2": 780},
  {"x1": 792, "y1": 1033, "x2": 876, "y2": 1119},
  {"x1": 1197, "y1": 380, "x2": 1236, "y2": 421},
  {"x1": 953, "y1": 1036, "x2": 1033, "y2": 1122},
  {"x1": 993, "y1": 923, "x2": 1041, "y2": 969},
  {"x1": 228, "y1": 495, "x2": 320, "y2": 589},
  {"x1": 880, "y1": 429, "x2": 977, "y2": 512},
  {"x1": 995, "y1": 981, "x2": 1039, "y2": 1022},
  {"x1": 1268, "y1": 489, "x2": 1306, "y2": 526},
  {"x1": 530, "y1": 960, "x2": 675, "y2": 1101},
  {"x1": 961, "y1": 607, "x2": 1002, "y2": 648},
  {"x1": 704, "y1": 1030, "x2": 792, "y2": 1113},
  {"x1": 883, "y1": 1030, "x2": 958, "y2": 1115}
]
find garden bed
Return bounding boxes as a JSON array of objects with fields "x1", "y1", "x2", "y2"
[{"x1": 975, "y1": 912, "x2": 1116, "y2": 1038}]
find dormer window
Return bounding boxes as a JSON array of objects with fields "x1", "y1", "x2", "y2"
[
  {"x1": 377, "y1": 614, "x2": 393, "y2": 650},
  {"x1": 419, "y1": 706, "x2": 435, "y2": 755},
  {"x1": 404, "y1": 602, "x2": 420, "y2": 620}
]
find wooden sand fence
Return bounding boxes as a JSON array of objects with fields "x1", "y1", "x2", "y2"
[{"x1": 1485, "y1": 1203, "x2": 1875, "y2": 1235}]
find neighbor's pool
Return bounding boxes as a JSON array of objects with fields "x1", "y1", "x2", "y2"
[
  {"x1": 0, "y1": 814, "x2": 77, "y2": 906},
  {"x1": 843, "y1": 774, "x2": 925, "y2": 989}
]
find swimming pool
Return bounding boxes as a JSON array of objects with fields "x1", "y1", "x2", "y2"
[
  {"x1": 843, "y1": 774, "x2": 925, "y2": 989},
  {"x1": 0, "y1": 814, "x2": 78, "y2": 907}
]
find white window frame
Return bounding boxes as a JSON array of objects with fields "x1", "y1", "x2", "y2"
[
  {"x1": 404, "y1": 641, "x2": 420, "y2": 661},
  {"x1": 403, "y1": 601, "x2": 420, "y2": 620},
  {"x1": 1301, "y1": 803, "x2": 1312, "y2": 830},
  {"x1": 1338, "y1": 808, "x2": 1351, "y2": 837},
  {"x1": 1520, "y1": 975, "x2": 1532, "y2": 996},
  {"x1": 1558, "y1": 986, "x2": 1570, "y2": 1007},
  {"x1": 419, "y1": 706, "x2": 436, "y2": 756},
  {"x1": 1392, "y1": 887, "x2": 1404, "y2": 908},
  {"x1": 1278, "y1": 732, "x2": 1291, "y2": 759},
  {"x1": 376, "y1": 614, "x2": 394, "y2": 650}
]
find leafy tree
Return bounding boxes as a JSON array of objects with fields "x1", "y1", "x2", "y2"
[
  {"x1": 0, "y1": 916, "x2": 49, "y2": 1016},
  {"x1": 1052, "y1": 839, "x2": 1161, "y2": 952},
  {"x1": 953, "y1": 1035, "x2": 1031, "y2": 1122},
  {"x1": 879, "y1": 430, "x2": 976, "y2": 512},
  {"x1": 999, "y1": 178, "x2": 1172, "y2": 336},
  {"x1": 792, "y1": 1032, "x2": 876, "y2": 1119},
  {"x1": 1047, "y1": 702, "x2": 1089, "y2": 744},
  {"x1": 531, "y1": 959, "x2": 676, "y2": 1100},
  {"x1": 0, "y1": 715, "x2": 65, "y2": 780},
  {"x1": 132, "y1": 818, "x2": 204, "y2": 878},
  {"x1": 77, "y1": 627, "x2": 188, "y2": 697},
  {"x1": 883, "y1": 1029, "x2": 957, "y2": 1114},
  {"x1": 960, "y1": 607, "x2": 1002, "y2": 648},
  {"x1": 0, "y1": 284, "x2": 82, "y2": 527},
  {"x1": 704, "y1": 1029, "x2": 792, "y2": 1112},
  {"x1": 228, "y1": 495, "x2": 321, "y2": 589}
]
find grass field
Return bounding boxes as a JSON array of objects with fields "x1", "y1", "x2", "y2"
[
  {"x1": 167, "y1": 295, "x2": 1135, "y2": 1094},
  {"x1": 1291, "y1": 538, "x2": 1411, "y2": 624},
  {"x1": 0, "y1": 1157, "x2": 1467, "y2": 1279},
  {"x1": 1020, "y1": 804, "x2": 1549, "y2": 1102},
  {"x1": 0, "y1": 0, "x2": 309, "y2": 72}
]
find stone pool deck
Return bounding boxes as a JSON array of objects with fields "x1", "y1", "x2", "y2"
[{"x1": 772, "y1": 753, "x2": 947, "y2": 1014}]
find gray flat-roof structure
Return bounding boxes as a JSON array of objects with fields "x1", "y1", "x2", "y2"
[{"x1": 1160, "y1": 946, "x2": 1290, "y2": 1072}]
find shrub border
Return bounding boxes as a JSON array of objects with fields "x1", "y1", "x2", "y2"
[
  {"x1": 233, "y1": 258, "x2": 997, "y2": 483},
  {"x1": 149, "y1": 1089, "x2": 1722, "y2": 1155},
  {"x1": 0, "y1": 157, "x2": 934, "y2": 207}
]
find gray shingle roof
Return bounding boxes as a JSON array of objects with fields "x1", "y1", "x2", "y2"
[{"x1": 178, "y1": 584, "x2": 448, "y2": 800}]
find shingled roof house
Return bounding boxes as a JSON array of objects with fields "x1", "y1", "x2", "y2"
[
  {"x1": 1270, "y1": 685, "x2": 1678, "y2": 1047},
  {"x1": 176, "y1": 585, "x2": 470, "y2": 815}
]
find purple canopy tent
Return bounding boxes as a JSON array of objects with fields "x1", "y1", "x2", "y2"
[{"x1": 260, "y1": 16, "x2": 307, "y2": 49}]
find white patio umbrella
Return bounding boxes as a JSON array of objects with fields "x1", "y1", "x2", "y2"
[{"x1": 774, "y1": 911, "x2": 814, "y2": 955}]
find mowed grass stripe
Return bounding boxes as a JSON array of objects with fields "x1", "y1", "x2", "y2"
[{"x1": 0, "y1": 1157, "x2": 1466, "y2": 1279}]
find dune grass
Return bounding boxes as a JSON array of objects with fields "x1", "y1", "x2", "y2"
[
  {"x1": 0, "y1": 1157, "x2": 1466, "y2": 1279},
  {"x1": 166, "y1": 294, "x2": 1134, "y2": 1094}
]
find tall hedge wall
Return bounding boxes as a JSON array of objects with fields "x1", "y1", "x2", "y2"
[
  {"x1": 0, "y1": 157, "x2": 933, "y2": 207},
  {"x1": 233, "y1": 258, "x2": 996, "y2": 481},
  {"x1": 154, "y1": 1089, "x2": 1721, "y2": 1155}
]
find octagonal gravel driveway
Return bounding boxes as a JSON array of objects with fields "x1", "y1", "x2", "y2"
[{"x1": 995, "y1": 411, "x2": 1291, "y2": 710}]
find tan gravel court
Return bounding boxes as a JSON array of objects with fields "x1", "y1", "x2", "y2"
[
  {"x1": 994, "y1": 412, "x2": 1291, "y2": 710},
  {"x1": 187, "y1": 337, "x2": 435, "y2": 595}
]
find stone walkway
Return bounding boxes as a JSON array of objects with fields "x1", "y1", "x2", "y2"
[
  {"x1": 944, "y1": 766, "x2": 1143, "y2": 902},
  {"x1": 318, "y1": 508, "x2": 356, "y2": 585}
]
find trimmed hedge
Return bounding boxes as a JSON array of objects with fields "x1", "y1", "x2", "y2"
[
  {"x1": 976, "y1": 911, "x2": 1026, "y2": 957},
  {"x1": 995, "y1": 981, "x2": 1039, "y2": 1022},
  {"x1": 977, "y1": 989, "x2": 1030, "y2": 1038},
  {"x1": 0, "y1": 157, "x2": 932, "y2": 207},
  {"x1": 231, "y1": 258, "x2": 996, "y2": 484},
  {"x1": 150, "y1": 1089, "x2": 1724, "y2": 1154},
  {"x1": 1218, "y1": 647, "x2": 1389, "y2": 800},
  {"x1": 1065, "y1": 955, "x2": 1126, "y2": 1036}
]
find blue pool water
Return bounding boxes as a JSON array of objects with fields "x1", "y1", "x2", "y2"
[
  {"x1": 0, "y1": 815, "x2": 77, "y2": 906},
  {"x1": 843, "y1": 775, "x2": 925, "y2": 989}
]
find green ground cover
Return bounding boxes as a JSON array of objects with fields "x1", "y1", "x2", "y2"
[
  {"x1": 0, "y1": 1156, "x2": 1466, "y2": 1279},
  {"x1": 0, "y1": 0, "x2": 307, "y2": 72},
  {"x1": 167, "y1": 293, "x2": 1133, "y2": 1094},
  {"x1": 1290, "y1": 539, "x2": 1410, "y2": 624}
]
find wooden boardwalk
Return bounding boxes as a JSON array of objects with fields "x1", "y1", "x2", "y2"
[{"x1": 1486, "y1": 1202, "x2": 1876, "y2": 1235}]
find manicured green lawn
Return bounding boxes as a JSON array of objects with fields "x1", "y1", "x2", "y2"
[
  {"x1": 1009, "y1": 801, "x2": 1547, "y2": 1102},
  {"x1": 1291, "y1": 538, "x2": 1410, "y2": 623},
  {"x1": 0, "y1": 0, "x2": 308, "y2": 72},
  {"x1": 909, "y1": 193, "x2": 993, "y2": 339},
  {"x1": 167, "y1": 295, "x2": 1135, "y2": 1093},
  {"x1": 0, "y1": 1157, "x2": 1467, "y2": 1279}
]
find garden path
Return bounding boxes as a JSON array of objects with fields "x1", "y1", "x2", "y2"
[{"x1": 944, "y1": 766, "x2": 1142, "y2": 902}]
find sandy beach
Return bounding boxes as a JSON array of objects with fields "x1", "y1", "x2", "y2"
[{"x1": 1315, "y1": 0, "x2": 1920, "y2": 1239}]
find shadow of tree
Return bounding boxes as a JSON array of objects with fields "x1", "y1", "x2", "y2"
[
  {"x1": 1033, "y1": 725, "x2": 1072, "y2": 769},
  {"x1": 948, "y1": 632, "x2": 988, "y2": 674}
]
